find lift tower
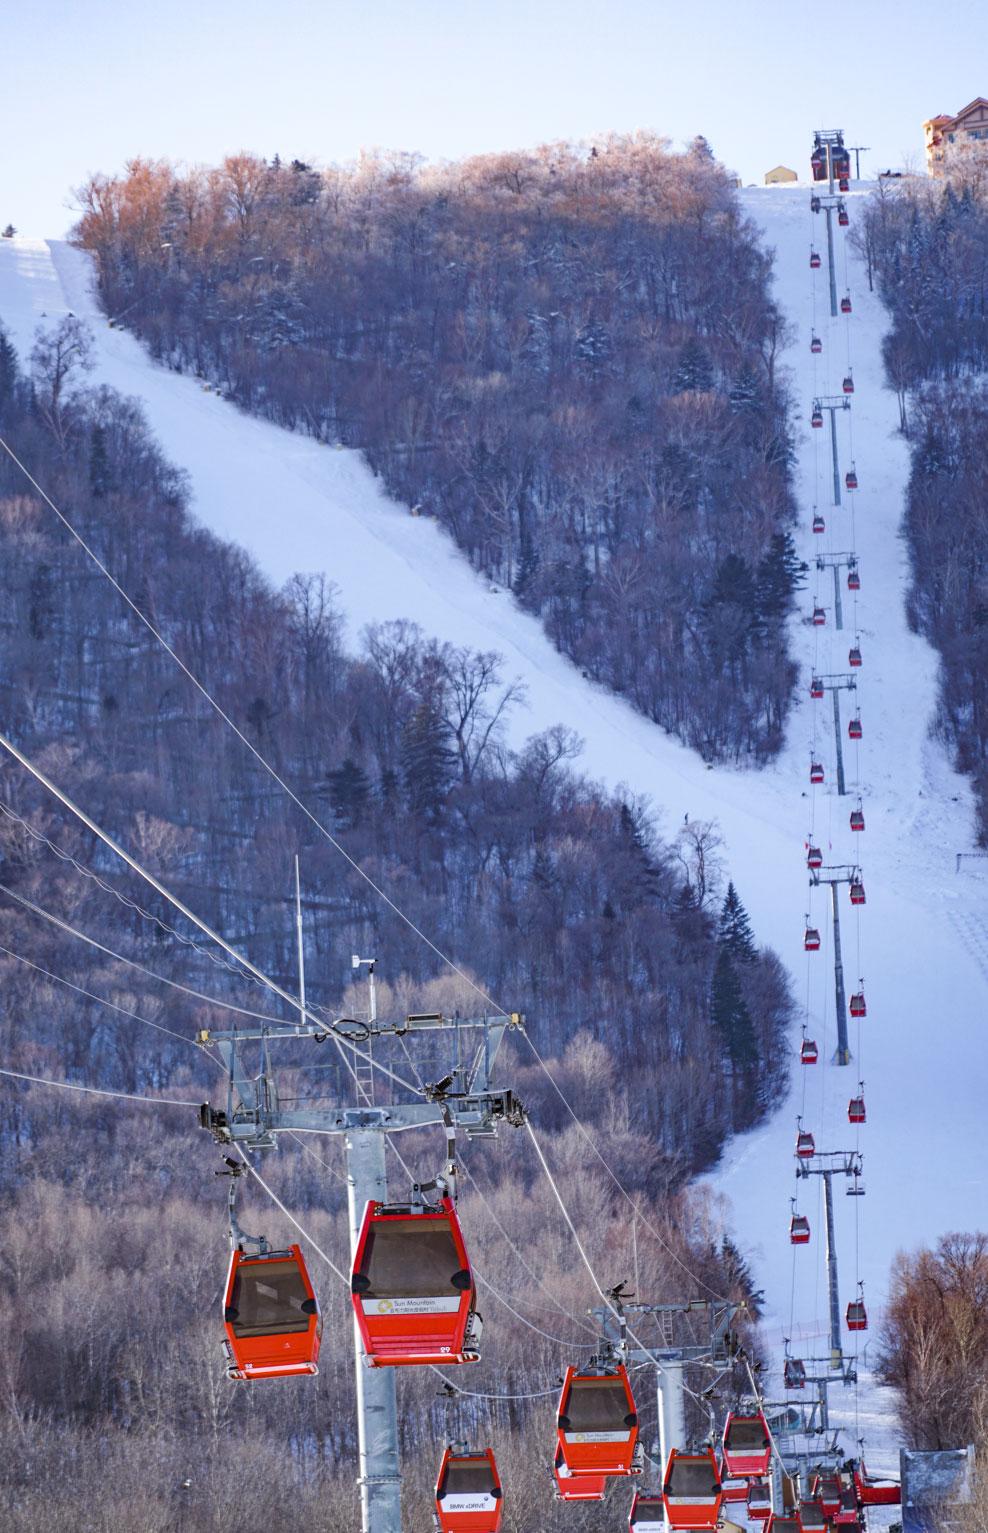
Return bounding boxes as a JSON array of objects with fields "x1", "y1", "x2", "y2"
[
  {"x1": 809, "y1": 673, "x2": 858, "y2": 796},
  {"x1": 199, "y1": 1003, "x2": 527, "y2": 1533},
  {"x1": 815, "y1": 554, "x2": 858, "y2": 632},
  {"x1": 809, "y1": 863, "x2": 863, "y2": 1065},
  {"x1": 812, "y1": 396, "x2": 851, "y2": 506},
  {"x1": 811, "y1": 130, "x2": 850, "y2": 318},
  {"x1": 592, "y1": 1298, "x2": 742, "y2": 1487},
  {"x1": 795, "y1": 1149, "x2": 864, "y2": 1370}
]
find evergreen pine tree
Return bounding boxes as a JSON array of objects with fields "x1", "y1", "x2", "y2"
[
  {"x1": 673, "y1": 338, "x2": 714, "y2": 393},
  {"x1": 718, "y1": 881, "x2": 758, "y2": 962},
  {"x1": 89, "y1": 422, "x2": 110, "y2": 498},
  {"x1": 0, "y1": 325, "x2": 20, "y2": 412},
  {"x1": 710, "y1": 947, "x2": 758, "y2": 1071},
  {"x1": 324, "y1": 757, "x2": 371, "y2": 829},
  {"x1": 401, "y1": 698, "x2": 456, "y2": 821}
]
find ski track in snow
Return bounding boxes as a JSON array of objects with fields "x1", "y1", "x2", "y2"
[{"x1": 2, "y1": 187, "x2": 987, "y2": 1473}]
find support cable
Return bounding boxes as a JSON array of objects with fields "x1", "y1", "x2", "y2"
[
  {"x1": 0, "y1": 878, "x2": 299, "y2": 1023},
  {"x1": 0, "y1": 741, "x2": 422, "y2": 1099},
  {"x1": 0, "y1": 937, "x2": 224, "y2": 1055},
  {"x1": 0, "y1": 799, "x2": 254, "y2": 980},
  {"x1": 0, "y1": 434, "x2": 503, "y2": 1020},
  {"x1": 0, "y1": 1064, "x2": 200, "y2": 1106},
  {"x1": 521, "y1": 1033, "x2": 728, "y2": 1303},
  {"x1": 233, "y1": 1145, "x2": 349, "y2": 1283}
]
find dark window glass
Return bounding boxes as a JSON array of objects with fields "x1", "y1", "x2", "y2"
[
  {"x1": 361, "y1": 1218, "x2": 462, "y2": 1299},
  {"x1": 230, "y1": 1259, "x2": 310, "y2": 1337},
  {"x1": 443, "y1": 1460, "x2": 494, "y2": 1496},
  {"x1": 565, "y1": 1378, "x2": 629, "y2": 1433},
  {"x1": 726, "y1": 1419, "x2": 768, "y2": 1450},
  {"x1": 668, "y1": 1459, "x2": 718, "y2": 1497}
]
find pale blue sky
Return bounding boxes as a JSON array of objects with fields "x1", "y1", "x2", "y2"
[{"x1": 4, "y1": 0, "x2": 987, "y2": 237}]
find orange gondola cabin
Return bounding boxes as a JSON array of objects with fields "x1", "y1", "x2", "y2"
[
  {"x1": 790, "y1": 1212, "x2": 810, "y2": 1245},
  {"x1": 800, "y1": 1036, "x2": 818, "y2": 1065},
  {"x1": 804, "y1": 925, "x2": 821, "y2": 952},
  {"x1": 663, "y1": 1448, "x2": 723, "y2": 1531},
  {"x1": 748, "y1": 1479, "x2": 772, "y2": 1520},
  {"x1": 556, "y1": 1363, "x2": 640, "y2": 1477},
  {"x1": 722, "y1": 1412, "x2": 772, "y2": 1478},
  {"x1": 222, "y1": 1244, "x2": 321, "y2": 1381},
  {"x1": 350, "y1": 1197, "x2": 480, "y2": 1367},
  {"x1": 435, "y1": 1447, "x2": 503, "y2": 1533},
  {"x1": 630, "y1": 1493, "x2": 668, "y2": 1529},
  {"x1": 799, "y1": 1499, "x2": 827, "y2": 1533},
  {"x1": 796, "y1": 1128, "x2": 816, "y2": 1159}
]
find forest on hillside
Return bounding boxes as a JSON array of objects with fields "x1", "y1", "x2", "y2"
[
  {"x1": 859, "y1": 175, "x2": 988, "y2": 837},
  {"x1": 0, "y1": 321, "x2": 787, "y2": 1528},
  {"x1": 73, "y1": 137, "x2": 800, "y2": 764}
]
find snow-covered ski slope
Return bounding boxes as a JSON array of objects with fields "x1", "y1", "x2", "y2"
[{"x1": 1, "y1": 188, "x2": 986, "y2": 1445}]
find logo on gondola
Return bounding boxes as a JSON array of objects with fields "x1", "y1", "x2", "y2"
[{"x1": 376, "y1": 1299, "x2": 395, "y2": 1314}]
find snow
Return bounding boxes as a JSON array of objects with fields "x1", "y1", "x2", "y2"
[{"x1": 2, "y1": 188, "x2": 986, "y2": 1470}]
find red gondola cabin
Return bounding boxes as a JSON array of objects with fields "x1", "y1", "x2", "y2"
[
  {"x1": 435, "y1": 1447, "x2": 503, "y2": 1533},
  {"x1": 843, "y1": 374, "x2": 854, "y2": 394},
  {"x1": 812, "y1": 513, "x2": 826, "y2": 533},
  {"x1": 662, "y1": 1448, "x2": 723, "y2": 1531},
  {"x1": 810, "y1": 677, "x2": 824, "y2": 699},
  {"x1": 222, "y1": 1244, "x2": 322, "y2": 1381},
  {"x1": 848, "y1": 715, "x2": 863, "y2": 740},
  {"x1": 841, "y1": 294, "x2": 853, "y2": 314},
  {"x1": 848, "y1": 1094, "x2": 866, "y2": 1124},
  {"x1": 813, "y1": 1473, "x2": 841, "y2": 1518},
  {"x1": 811, "y1": 334, "x2": 822, "y2": 354},
  {"x1": 810, "y1": 249, "x2": 822, "y2": 270},
  {"x1": 804, "y1": 925, "x2": 821, "y2": 952},
  {"x1": 849, "y1": 879, "x2": 865, "y2": 906},
  {"x1": 848, "y1": 644, "x2": 862, "y2": 667},
  {"x1": 747, "y1": 1479, "x2": 772, "y2": 1520},
  {"x1": 849, "y1": 990, "x2": 866, "y2": 1017},
  {"x1": 812, "y1": 606, "x2": 826, "y2": 626},
  {"x1": 811, "y1": 406, "x2": 823, "y2": 427},
  {"x1": 630, "y1": 1493, "x2": 668, "y2": 1529},
  {"x1": 848, "y1": 567, "x2": 861, "y2": 592},
  {"x1": 556, "y1": 1363, "x2": 639, "y2": 1477},
  {"x1": 852, "y1": 1462, "x2": 901, "y2": 1508},
  {"x1": 790, "y1": 1213, "x2": 810, "y2": 1245},
  {"x1": 796, "y1": 1128, "x2": 815, "y2": 1159},
  {"x1": 839, "y1": 177, "x2": 850, "y2": 192},
  {"x1": 807, "y1": 844, "x2": 822, "y2": 870},
  {"x1": 767, "y1": 1517, "x2": 802, "y2": 1533},
  {"x1": 800, "y1": 1037, "x2": 818, "y2": 1065},
  {"x1": 350, "y1": 1197, "x2": 480, "y2": 1367},
  {"x1": 846, "y1": 466, "x2": 858, "y2": 490},
  {"x1": 722, "y1": 1412, "x2": 772, "y2": 1478},
  {"x1": 811, "y1": 148, "x2": 828, "y2": 182},
  {"x1": 850, "y1": 807, "x2": 865, "y2": 832},
  {"x1": 846, "y1": 1296, "x2": 868, "y2": 1332},
  {"x1": 810, "y1": 760, "x2": 825, "y2": 785},
  {"x1": 784, "y1": 1356, "x2": 806, "y2": 1389},
  {"x1": 799, "y1": 1498, "x2": 827, "y2": 1533},
  {"x1": 838, "y1": 205, "x2": 849, "y2": 227}
]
